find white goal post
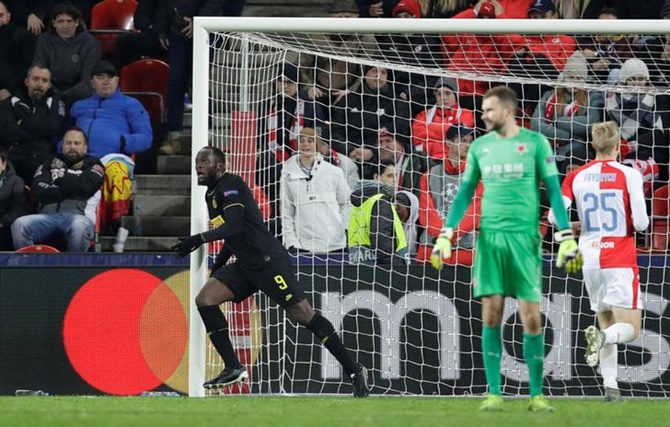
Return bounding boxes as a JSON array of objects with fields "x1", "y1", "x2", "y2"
[{"x1": 189, "y1": 17, "x2": 670, "y2": 398}]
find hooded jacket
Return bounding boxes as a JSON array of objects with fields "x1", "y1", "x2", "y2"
[
  {"x1": 0, "y1": 162, "x2": 30, "y2": 228},
  {"x1": 280, "y1": 153, "x2": 351, "y2": 253},
  {"x1": 33, "y1": 29, "x2": 101, "y2": 106}
]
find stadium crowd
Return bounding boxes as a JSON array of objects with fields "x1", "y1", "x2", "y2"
[
  {"x1": 0, "y1": 0, "x2": 243, "y2": 251},
  {"x1": 0, "y1": 0, "x2": 669, "y2": 261},
  {"x1": 263, "y1": 0, "x2": 670, "y2": 266}
]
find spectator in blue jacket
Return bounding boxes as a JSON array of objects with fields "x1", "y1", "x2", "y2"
[
  {"x1": 69, "y1": 60, "x2": 152, "y2": 225},
  {"x1": 69, "y1": 60, "x2": 153, "y2": 159}
]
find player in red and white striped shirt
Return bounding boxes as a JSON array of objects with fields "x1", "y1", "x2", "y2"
[{"x1": 549, "y1": 121, "x2": 649, "y2": 401}]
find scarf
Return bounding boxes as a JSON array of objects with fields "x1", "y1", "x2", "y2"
[
  {"x1": 605, "y1": 90, "x2": 663, "y2": 141},
  {"x1": 544, "y1": 93, "x2": 581, "y2": 123},
  {"x1": 267, "y1": 98, "x2": 306, "y2": 162}
]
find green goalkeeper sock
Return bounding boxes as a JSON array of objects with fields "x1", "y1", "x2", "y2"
[
  {"x1": 523, "y1": 332, "x2": 545, "y2": 397},
  {"x1": 482, "y1": 325, "x2": 502, "y2": 395}
]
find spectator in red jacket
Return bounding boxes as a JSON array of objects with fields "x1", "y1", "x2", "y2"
[
  {"x1": 411, "y1": 77, "x2": 475, "y2": 161},
  {"x1": 441, "y1": 3, "x2": 523, "y2": 110},
  {"x1": 416, "y1": 124, "x2": 481, "y2": 265}
]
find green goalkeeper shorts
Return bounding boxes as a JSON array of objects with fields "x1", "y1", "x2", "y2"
[{"x1": 472, "y1": 229, "x2": 543, "y2": 303}]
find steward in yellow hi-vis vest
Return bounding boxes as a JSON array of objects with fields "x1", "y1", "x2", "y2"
[{"x1": 347, "y1": 181, "x2": 408, "y2": 266}]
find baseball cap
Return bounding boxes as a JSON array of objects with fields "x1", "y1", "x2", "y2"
[
  {"x1": 528, "y1": 0, "x2": 555, "y2": 15},
  {"x1": 91, "y1": 61, "x2": 117, "y2": 77},
  {"x1": 446, "y1": 124, "x2": 475, "y2": 141}
]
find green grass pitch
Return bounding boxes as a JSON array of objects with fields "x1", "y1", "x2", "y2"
[{"x1": 0, "y1": 396, "x2": 668, "y2": 427}]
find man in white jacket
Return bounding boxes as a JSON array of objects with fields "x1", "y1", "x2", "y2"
[{"x1": 281, "y1": 127, "x2": 351, "y2": 254}]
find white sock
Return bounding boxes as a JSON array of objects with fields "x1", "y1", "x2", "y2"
[
  {"x1": 600, "y1": 344, "x2": 618, "y2": 389},
  {"x1": 603, "y1": 323, "x2": 636, "y2": 345}
]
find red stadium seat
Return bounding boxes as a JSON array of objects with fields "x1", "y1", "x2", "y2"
[
  {"x1": 16, "y1": 245, "x2": 61, "y2": 253},
  {"x1": 650, "y1": 184, "x2": 669, "y2": 252},
  {"x1": 120, "y1": 58, "x2": 169, "y2": 136},
  {"x1": 90, "y1": 0, "x2": 138, "y2": 57}
]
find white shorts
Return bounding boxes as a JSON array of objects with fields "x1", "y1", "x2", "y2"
[{"x1": 583, "y1": 267, "x2": 642, "y2": 313}]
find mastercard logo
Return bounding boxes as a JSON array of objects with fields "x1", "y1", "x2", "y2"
[{"x1": 62, "y1": 268, "x2": 260, "y2": 395}]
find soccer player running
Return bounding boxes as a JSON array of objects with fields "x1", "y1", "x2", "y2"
[
  {"x1": 430, "y1": 86, "x2": 581, "y2": 412},
  {"x1": 548, "y1": 121, "x2": 649, "y2": 402},
  {"x1": 171, "y1": 146, "x2": 369, "y2": 397}
]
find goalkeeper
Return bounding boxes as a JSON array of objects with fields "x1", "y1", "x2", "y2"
[{"x1": 430, "y1": 86, "x2": 581, "y2": 412}]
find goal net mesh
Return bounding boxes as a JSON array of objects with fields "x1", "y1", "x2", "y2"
[{"x1": 198, "y1": 24, "x2": 670, "y2": 397}]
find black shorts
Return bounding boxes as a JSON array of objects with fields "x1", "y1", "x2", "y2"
[{"x1": 211, "y1": 254, "x2": 305, "y2": 308}]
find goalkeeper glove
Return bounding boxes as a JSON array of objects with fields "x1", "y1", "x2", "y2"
[
  {"x1": 554, "y1": 229, "x2": 583, "y2": 273},
  {"x1": 171, "y1": 234, "x2": 205, "y2": 257},
  {"x1": 430, "y1": 227, "x2": 453, "y2": 270}
]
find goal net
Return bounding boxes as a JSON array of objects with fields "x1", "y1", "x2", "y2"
[{"x1": 189, "y1": 17, "x2": 670, "y2": 398}]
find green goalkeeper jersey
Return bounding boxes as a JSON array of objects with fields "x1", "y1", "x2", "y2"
[{"x1": 460, "y1": 127, "x2": 558, "y2": 233}]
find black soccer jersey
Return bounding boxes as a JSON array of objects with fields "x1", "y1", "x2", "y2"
[{"x1": 204, "y1": 172, "x2": 286, "y2": 265}]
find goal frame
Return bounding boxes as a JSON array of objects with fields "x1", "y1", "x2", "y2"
[{"x1": 189, "y1": 17, "x2": 670, "y2": 397}]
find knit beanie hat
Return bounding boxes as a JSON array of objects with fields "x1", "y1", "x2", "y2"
[
  {"x1": 434, "y1": 77, "x2": 458, "y2": 93},
  {"x1": 559, "y1": 51, "x2": 589, "y2": 81},
  {"x1": 479, "y1": 1, "x2": 496, "y2": 18},
  {"x1": 392, "y1": 0, "x2": 422, "y2": 17},
  {"x1": 619, "y1": 58, "x2": 650, "y2": 83}
]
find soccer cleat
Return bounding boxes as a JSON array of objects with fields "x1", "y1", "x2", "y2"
[
  {"x1": 584, "y1": 325, "x2": 606, "y2": 367},
  {"x1": 528, "y1": 395, "x2": 555, "y2": 412},
  {"x1": 203, "y1": 366, "x2": 248, "y2": 389},
  {"x1": 604, "y1": 387, "x2": 623, "y2": 402},
  {"x1": 351, "y1": 364, "x2": 370, "y2": 398},
  {"x1": 478, "y1": 394, "x2": 504, "y2": 411}
]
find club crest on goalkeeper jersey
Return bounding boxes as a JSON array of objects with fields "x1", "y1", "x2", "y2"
[
  {"x1": 461, "y1": 127, "x2": 558, "y2": 233},
  {"x1": 559, "y1": 160, "x2": 649, "y2": 269}
]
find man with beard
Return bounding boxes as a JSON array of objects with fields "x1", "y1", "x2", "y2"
[
  {"x1": 11, "y1": 126, "x2": 104, "y2": 252},
  {"x1": 171, "y1": 146, "x2": 370, "y2": 396},
  {"x1": 430, "y1": 86, "x2": 581, "y2": 412},
  {"x1": 0, "y1": 65, "x2": 65, "y2": 184}
]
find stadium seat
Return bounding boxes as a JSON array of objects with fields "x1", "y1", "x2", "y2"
[
  {"x1": 120, "y1": 58, "x2": 169, "y2": 137},
  {"x1": 90, "y1": 0, "x2": 138, "y2": 57},
  {"x1": 16, "y1": 245, "x2": 60, "y2": 253},
  {"x1": 650, "y1": 184, "x2": 669, "y2": 252}
]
